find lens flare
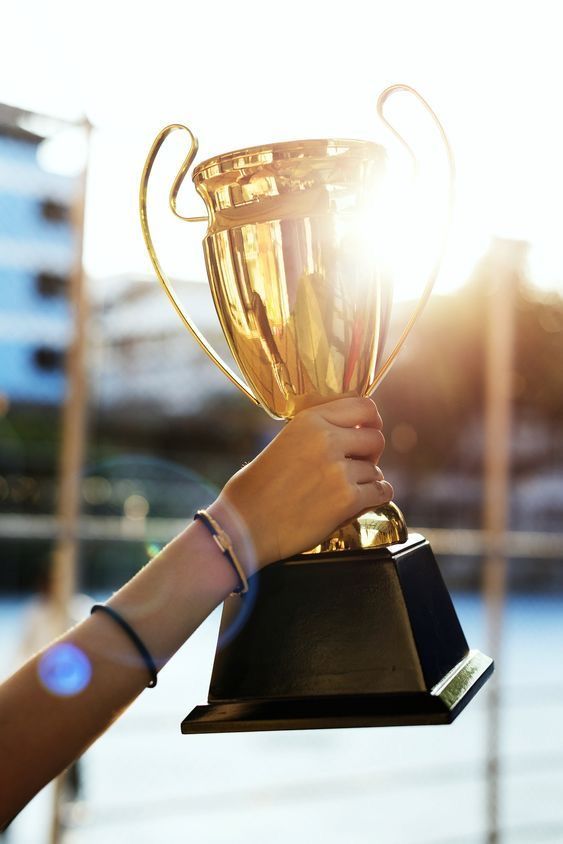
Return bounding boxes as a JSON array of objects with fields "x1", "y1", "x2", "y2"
[
  {"x1": 145, "y1": 542, "x2": 163, "y2": 558},
  {"x1": 217, "y1": 574, "x2": 259, "y2": 648},
  {"x1": 38, "y1": 643, "x2": 92, "y2": 697}
]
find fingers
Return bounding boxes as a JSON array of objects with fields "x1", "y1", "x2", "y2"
[
  {"x1": 339, "y1": 427, "x2": 385, "y2": 462},
  {"x1": 346, "y1": 462, "x2": 391, "y2": 509},
  {"x1": 355, "y1": 478, "x2": 394, "y2": 512},
  {"x1": 315, "y1": 397, "x2": 383, "y2": 430},
  {"x1": 223, "y1": 394, "x2": 394, "y2": 566},
  {"x1": 346, "y1": 460, "x2": 384, "y2": 485}
]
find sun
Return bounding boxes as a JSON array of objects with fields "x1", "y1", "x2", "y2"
[{"x1": 355, "y1": 141, "x2": 489, "y2": 305}]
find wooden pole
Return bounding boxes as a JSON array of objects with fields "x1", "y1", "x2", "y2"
[
  {"x1": 482, "y1": 237, "x2": 525, "y2": 844},
  {"x1": 48, "y1": 118, "x2": 91, "y2": 844}
]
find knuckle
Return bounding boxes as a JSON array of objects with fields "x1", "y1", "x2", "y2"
[
  {"x1": 377, "y1": 480, "x2": 394, "y2": 502},
  {"x1": 296, "y1": 407, "x2": 325, "y2": 438},
  {"x1": 361, "y1": 397, "x2": 382, "y2": 426},
  {"x1": 366, "y1": 428, "x2": 385, "y2": 454},
  {"x1": 356, "y1": 396, "x2": 373, "y2": 414}
]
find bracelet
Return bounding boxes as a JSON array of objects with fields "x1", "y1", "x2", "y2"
[
  {"x1": 194, "y1": 509, "x2": 249, "y2": 596},
  {"x1": 90, "y1": 604, "x2": 158, "y2": 688}
]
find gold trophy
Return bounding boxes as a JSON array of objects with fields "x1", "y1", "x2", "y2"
[{"x1": 140, "y1": 85, "x2": 493, "y2": 732}]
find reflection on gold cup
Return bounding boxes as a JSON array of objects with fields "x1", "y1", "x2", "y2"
[
  {"x1": 195, "y1": 139, "x2": 390, "y2": 420},
  {"x1": 140, "y1": 85, "x2": 453, "y2": 551}
]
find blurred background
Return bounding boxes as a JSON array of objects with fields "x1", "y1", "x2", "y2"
[{"x1": 0, "y1": 1, "x2": 562, "y2": 842}]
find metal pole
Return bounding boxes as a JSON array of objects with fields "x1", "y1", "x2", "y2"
[
  {"x1": 482, "y1": 237, "x2": 524, "y2": 844},
  {"x1": 48, "y1": 118, "x2": 91, "y2": 844}
]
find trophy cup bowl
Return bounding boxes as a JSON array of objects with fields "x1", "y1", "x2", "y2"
[
  {"x1": 196, "y1": 134, "x2": 409, "y2": 549},
  {"x1": 140, "y1": 85, "x2": 493, "y2": 732}
]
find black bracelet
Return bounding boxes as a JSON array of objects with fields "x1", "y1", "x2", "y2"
[
  {"x1": 194, "y1": 509, "x2": 249, "y2": 595},
  {"x1": 91, "y1": 604, "x2": 158, "y2": 688}
]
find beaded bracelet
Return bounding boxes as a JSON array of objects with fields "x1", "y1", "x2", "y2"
[
  {"x1": 194, "y1": 509, "x2": 249, "y2": 595},
  {"x1": 91, "y1": 604, "x2": 158, "y2": 688}
]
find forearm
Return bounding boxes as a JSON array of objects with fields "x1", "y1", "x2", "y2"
[
  {"x1": 0, "y1": 519, "x2": 237, "y2": 822},
  {"x1": 0, "y1": 397, "x2": 393, "y2": 824}
]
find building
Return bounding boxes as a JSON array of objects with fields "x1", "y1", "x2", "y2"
[
  {"x1": 0, "y1": 103, "x2": 78, "y2": 406},
  {"x1": 94, "y1": 275, "x2": 237, "y2": 417}
]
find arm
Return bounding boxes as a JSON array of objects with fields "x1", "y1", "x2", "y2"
[{"x1": 0, "y1": 397, "x2": 392, "y2": 823}]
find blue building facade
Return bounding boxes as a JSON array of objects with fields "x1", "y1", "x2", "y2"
[{"x1": 0, "y1": 107, "x2": 77, "y2": 405}]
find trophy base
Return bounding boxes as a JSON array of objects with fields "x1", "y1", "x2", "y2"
[
  {"x1": 182, "y1": 650, "x2": 492, "y2": 733},
  {"x1": 182, "y1": 534, "x2": 493, "y2": 734}
]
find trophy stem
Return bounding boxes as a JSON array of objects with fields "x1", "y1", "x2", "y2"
[{"x1": 307, "y1": 501, "x2": 408, "y2": 553}]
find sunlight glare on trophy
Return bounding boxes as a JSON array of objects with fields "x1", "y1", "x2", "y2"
[
  {"x1": 355, "y1": 96, "x2": 454, "y2": 305},
  {"x1": 139, "y1": 87, "x2": 458, "y2": 424},
  {"x1": 380, "y1": 165, "x2": 449, "y2": 303}
]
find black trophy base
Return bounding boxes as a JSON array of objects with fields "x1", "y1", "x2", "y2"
[{"x1": 182, "y1": 534, "x2": 493, "y2": 734}]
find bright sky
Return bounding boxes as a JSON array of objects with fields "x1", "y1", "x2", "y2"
[{"x1": 2, "y1": 0, "x2": 563, "y2": 301}]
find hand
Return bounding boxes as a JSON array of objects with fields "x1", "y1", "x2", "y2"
[
  {"x1": 208, "y1": 397, "x2": 393, "y2": 569},
  {"x1": 0, "y1": 397, "x2": 389, "y2": 820}
]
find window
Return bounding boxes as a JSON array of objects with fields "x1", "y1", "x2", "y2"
[
  {"x1": 36, "y1": 272, "x2": 69, "y2": 298},
  {"x1": 33, "y1": 346, "x2": 65, "y2": 372},
  {"x1": 40, "y1": 199, "x2": 69, "y2": 223}
]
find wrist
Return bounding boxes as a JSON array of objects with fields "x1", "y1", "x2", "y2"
[
  {"x1": 205, "y1": 496, "x2": 259, "y2": 577},
  {"x1": 193, "y1": 509, "x2": 249, "y2": 594}
]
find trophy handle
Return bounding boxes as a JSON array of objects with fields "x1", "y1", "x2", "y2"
[
  {"x1": 365, "y1": 84, "x2": 455, "y2": 394},
  {"x1": 139, "y1": 124, "x2": 260, "y2": 406}
]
